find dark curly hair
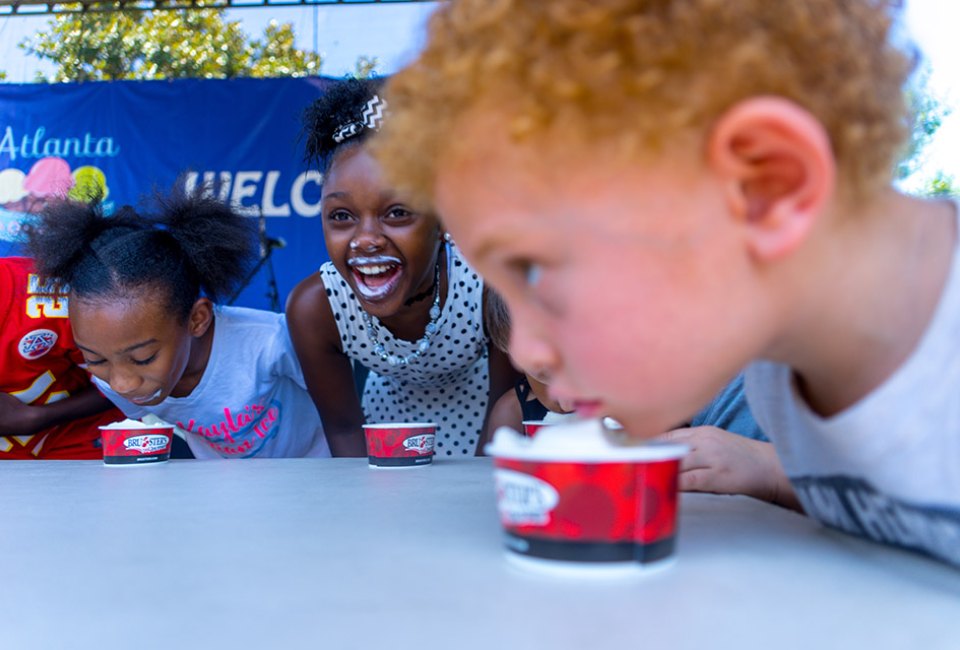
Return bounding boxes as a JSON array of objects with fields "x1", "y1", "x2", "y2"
[
  {"x1": 23, "y1": 190, "x2": 258, "y2": 322},
  {"x1": 302, "y1": 76, "x2": 387, "y2": 175},
  {"x1": 483, "y1": 288, "x2": 511, "y2": 354}
]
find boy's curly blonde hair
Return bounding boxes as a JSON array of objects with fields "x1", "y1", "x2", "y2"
[{"x1": 375, "y1": 0, "x2": 915, "y2": 206}]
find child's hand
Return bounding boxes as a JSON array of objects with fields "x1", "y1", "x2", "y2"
[
  {"x1": 0, "y1": 392, "x2": 42, "y2": 437},
  {"x1": 657, "y1": 426, "x2": 800, "y2": 511}
]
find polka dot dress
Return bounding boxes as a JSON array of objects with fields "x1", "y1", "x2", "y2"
[{"x1": 319, "y1": 245, "x2": 490, "y2": 455}]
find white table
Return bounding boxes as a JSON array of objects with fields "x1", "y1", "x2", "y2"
[{"x1": 1, "y1": 458, "x2": 958, "y2": 650}]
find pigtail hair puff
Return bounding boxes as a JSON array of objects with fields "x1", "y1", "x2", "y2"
[
  {"x1": 22, "y1": 189, "x2": 257, "y2": 320},
  {"x1": 302, "y1": 76, "x2": 386, "y2": 174},
  {"x1": 23, "y1": 199, "x2": 137, "y2": 289},
  {"x1": 153, "y1": 189, "x2": 259, "y2": 304}
]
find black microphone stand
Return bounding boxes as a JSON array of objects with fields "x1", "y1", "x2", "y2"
[{"x1": 228, "y1": 208, "x2": 285, "y2": 312}]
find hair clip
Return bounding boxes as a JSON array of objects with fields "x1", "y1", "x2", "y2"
[
  {"x1": 332, "y1": 95, "x2": 389, "y2": 144},
  {"x1": 360, "y1": 95, "x2": 388, "y2": 130},
  {"x1": 332, "y1": 122, "x2": 362, "y2": 143}
]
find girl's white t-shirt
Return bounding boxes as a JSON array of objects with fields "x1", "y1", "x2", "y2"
[{"x1": 94, "y1": 306, "x2": 330, "y2": 459}]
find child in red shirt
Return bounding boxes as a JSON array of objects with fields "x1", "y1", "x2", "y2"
[{"x1": 1, "y1": 256, "x2": 122, "y2": 459}]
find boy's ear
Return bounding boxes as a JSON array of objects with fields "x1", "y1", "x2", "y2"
[
  {"x1": 707, "y1": 97, "x2": 835, "y2": 261},
  {"x1": 187, "y1": 298, "x2": 215, "y2": 338}
]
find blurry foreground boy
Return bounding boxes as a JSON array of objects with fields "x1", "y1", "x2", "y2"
[{"x1": 374, "y1": 0, "x2": 960, "y2": 566}]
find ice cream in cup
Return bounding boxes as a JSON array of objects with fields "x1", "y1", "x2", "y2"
[
  {"x1": 99, "y1": 418, "x2": 174, "y2": 466},
  {"x1": 363, "y1": 422, "x2": 436, "y2": 468},
  {"x1": 487, "y1": 419, "x2": 687, "y2": 575}
]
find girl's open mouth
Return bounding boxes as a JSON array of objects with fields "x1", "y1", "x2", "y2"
[{"x1": 348, "y1": 256, "x2": 404, "y2": 301}]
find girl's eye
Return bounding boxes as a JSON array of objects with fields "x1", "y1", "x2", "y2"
[
  {"x1": 132, "y1": 354, "x2": 157, "y2": 367},
  {"x1": 326, "y1": 210, "x2": 353, "y2": 223},
  {"x1": 385, "y1": 206, "x2": 413, "y2": 220},
  {"x1": 84, "y1": 357, "x2": 106, "y2": 367}
]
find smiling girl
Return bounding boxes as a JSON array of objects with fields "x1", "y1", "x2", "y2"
[
  {"x1": 286, "y1": 78, "x2": 517, "y2": 457},
  {"x1": 24, "y1": 194, "x2": 330, "y2": 459}
]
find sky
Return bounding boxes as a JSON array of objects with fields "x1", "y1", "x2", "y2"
[{"x1": 0, "y1": 0, "x2": 956, "y2": 188}]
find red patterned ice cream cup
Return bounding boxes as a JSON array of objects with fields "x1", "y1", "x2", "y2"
[
  {"x1": 363, "y1": 422, "x2": 436, "y2": 468},
  {"x1": 486, "y1": 419, "x2": 687, "y2": 573},
  {"x1": 99, "y1": 419, "x2": 173, "y2": 466}
]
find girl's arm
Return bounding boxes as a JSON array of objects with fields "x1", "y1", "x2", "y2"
[
  {"x1": 481, "y1": 387, "x2": 523, "y2": 450},
  {"x1": 0, "y1": 385, "x2": 116, "y2": 437},
  {"x1": 286, "y1": 274, "x2": 367, "y2": 457},
  {"x1": 477, "y1": 288, "x2": 523, "y2": 455}
]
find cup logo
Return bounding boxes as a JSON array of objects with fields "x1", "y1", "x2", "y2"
[
  {"x1": 494, "y1": 469, "x2": 560, "y2": 526},
  {"x1": 402, "y1": 434, "x2": 435, "y2": 453},
  {"x1": 122, "y1": 434, "x2": 169, "y2": 454}
]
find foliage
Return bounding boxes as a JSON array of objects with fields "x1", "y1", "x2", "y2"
[
  {"x1": 896, "y1": 66, "x2": 960, "y2": 196},
  {"x1": 925, "y1": 171, "x2": 958, "y2": 197},
  {"x1": 18, "y1": 3, "x2": 322, "y2": 81},
  {"x1": 353, "y1": 55, "x2": 379, "y2": 80},
  {"x1": 897, "y1": 64, "x2": 953, "y2": 190}
]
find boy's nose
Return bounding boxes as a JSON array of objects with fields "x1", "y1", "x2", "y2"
[{"x1": 509, "y1": 316, "x2": 559, "y2": 384}]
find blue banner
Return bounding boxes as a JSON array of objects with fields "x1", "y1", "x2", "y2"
[{"x1": 0, "y1": 76, "x2": 337, "y2": 310}]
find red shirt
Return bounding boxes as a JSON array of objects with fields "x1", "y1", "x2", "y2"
[{"x1": 0, "y1": 257, "x2": 122, "y2": 459}]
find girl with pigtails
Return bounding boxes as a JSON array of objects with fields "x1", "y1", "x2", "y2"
[
  {"x1": 286, "y1": 78, "x2": 519, "y2": 457},
  {"x1": 23, "y1": 192, "x2": 331, "y2": 459}
]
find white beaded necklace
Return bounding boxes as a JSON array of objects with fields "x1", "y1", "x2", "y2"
[{"x1": 361, "y1": 259, "x2": 442, "y2": 367}]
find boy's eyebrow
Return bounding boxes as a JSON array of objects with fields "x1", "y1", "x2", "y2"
[
  {"x1": 76, "y1": 340, "x2": 158, "y2": 355},
  {"x1": 472, "y1": 231, "x2": 511, "y2": 262}
]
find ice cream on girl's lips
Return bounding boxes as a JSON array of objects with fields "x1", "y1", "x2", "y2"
[
  {"x1": 348, "y1": 255, "x2": 404, "y2": 301},
  {"x1": 125, "y1": 387, "x2": 163, "y2": 406}
]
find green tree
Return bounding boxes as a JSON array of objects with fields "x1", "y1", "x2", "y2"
[
  {"x1": 353, "y1": 55, "x2": 380, "y2": 80},
  {"x1": 897, "y1": 64, "x2": 956, "y2": 197},
  {"x1": 19, "y1": 3, "x2": 322, "y2": 81},
  {"x1": 925, "y1": 171, "x2": 958, "y2": 197}
]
